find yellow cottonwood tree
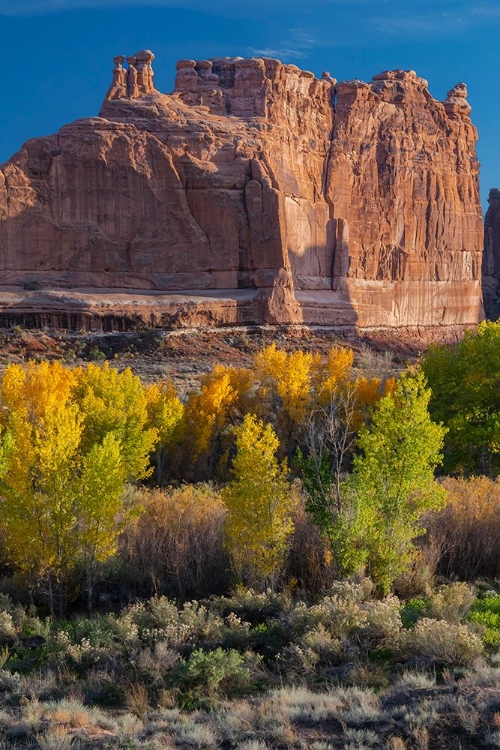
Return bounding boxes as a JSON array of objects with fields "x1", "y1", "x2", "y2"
[
  {"x1": 184, "y1": 364, "x2": 254, "y2": 478},
  {"x1": 314, "y1": 346, "x2": 354, "y2": 405},
  {"x1": 222, "y1": 414, "x2": 295, "y2": 586},
  {"x1": 0, "y1": 361, "x2": 157, "y2": 614},
  {"x1": 145, "y1": 379, "x2": 184, "y2": 484},
  {"x1": 74, "y1": 362, "x2": 157, "y2": 481},
  {"x1": 254, "y1": 344, "x2": 318, "y2": 453},
  {"x1": 0, "y1": 362, "x2": 83, "y2": 613},
  {"x1": 76, "y1": 432, "x2": 129, "y2": 613}
]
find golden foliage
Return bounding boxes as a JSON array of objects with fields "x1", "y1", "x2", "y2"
[
  {"x1": 0, "y1": 361, "x2": 158, "y2": 601},
  {"x1": 222, "y1": 414, "x2": 296, "y2": 585},
  {"x1": 314, "y1": 346, "x2": 354, "y2": 405},
  {"x1": 184, "y1": 364, "x2": 255, "y2": 477}
]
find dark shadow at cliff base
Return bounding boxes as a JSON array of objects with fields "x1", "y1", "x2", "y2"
[{"x1": 288, "y1": 229, "x2": 359, "y2": 330}]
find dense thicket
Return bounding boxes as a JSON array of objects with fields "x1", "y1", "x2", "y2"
[
  {"x1": 421, "y1": 320, "x2": 500, "y2": 475},
  {"x1": 0, "y1": 324, "x2": 498, "y2": 613}
]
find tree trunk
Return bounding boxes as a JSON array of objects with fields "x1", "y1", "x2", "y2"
[
  {"x1": 58, "y1": 581, "x2": 64, "y2": 619},
  {"x1": 86, "y1": 555, "x2": 94, "y2": 617},
  {"x1": 48, "y1": 575, "x2": 54, "y2": 617}
]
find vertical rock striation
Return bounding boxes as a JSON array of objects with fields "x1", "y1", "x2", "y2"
[{"x1": 325, "y1": 72, "x2": 483, "y2": 327}]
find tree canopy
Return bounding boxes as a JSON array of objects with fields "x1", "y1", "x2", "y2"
[{"x1": 421, "y1": 321, "x2": 500, "y2": 474}]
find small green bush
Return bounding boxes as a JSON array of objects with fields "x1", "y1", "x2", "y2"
[
  {"x1": 469, "y1": 594, "x2": 500, "y2": 649},
  {"x1": 171, "y1": 648, "x2": 261, "y2": 706},
  {"x1": 400, "y1": 598, "x2": 429, "y2": 628}
]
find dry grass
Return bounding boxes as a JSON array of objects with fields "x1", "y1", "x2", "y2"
[
  {"x1": 37, "y1": 727, "x2": 74, "y2": 750},
  {"x1": 0, "y1": 674, "x2": 498, "y2": 748},
  {"x1": 123, "y1": 681, "x2": 150, "y2": 718},
  {"x1": 0, "y1": 583, "x2": 500, "y2": 748}
]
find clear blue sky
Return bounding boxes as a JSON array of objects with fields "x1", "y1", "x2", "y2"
[{"x1": 1, "y1": 0, "x2": 498, "y2": 212}]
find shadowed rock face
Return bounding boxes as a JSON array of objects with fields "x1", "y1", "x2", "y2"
[
  {"x1": 0, "y1": 53, "x2": 484, "y2": 332},
  {"x1": 484, "y1": 188, "x2": 500, "y2": 319}
]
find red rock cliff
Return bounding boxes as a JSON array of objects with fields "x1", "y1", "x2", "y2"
[{"x1": 0, "y1": 53, "x2": 484, "y2": 331}]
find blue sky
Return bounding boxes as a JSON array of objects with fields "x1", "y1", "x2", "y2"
[{"x1": 0, "y1": 0, "x2": 498, "y2": 212}]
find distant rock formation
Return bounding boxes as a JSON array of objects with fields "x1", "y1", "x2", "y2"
[
  {"x1": 483, "y1": 188, "x2": 500, "y2": 318},
  {"x1": 0, "y1": 53, "x2": 484, "y2": 332}
]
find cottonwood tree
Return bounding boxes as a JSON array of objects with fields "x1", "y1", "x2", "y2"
[
  {"x1": 222, "y1": 413, "x2": 295, "y2": 587},
  {"x1": 75, "y1": 362, "x2": 157, "y2": 480},
  {"x1": 350, "y1": 370, "x2": 447, "y2": 592},
  {"x1": 421, "y1": 320, "x2": 500, "y2": 474},
  {"x1": 300, "y1": 381, "x2": 360, "y2": 523},
  {"x1": 145, "y1": 379, "x2": 184, "y2": 485},
  {"x1": 0, "y1": 361, "x2": 157, "y2": 614},
  {"x1": 254, "y1": 344, "x2": 317, "y2": 433},
  {"x1": 0, "y1": 363, "x2": 83, "y2": 614},
  {"x1": 184, "y1": 365, "x2": 255, "y2": 480},
  {"x1": 299, "y1": 370, "x2": 445, "y2": 590},
  {"x1": 298, "y1": 374, "x2": 394, "y2": 575}
]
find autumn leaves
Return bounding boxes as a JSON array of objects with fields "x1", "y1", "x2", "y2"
[
  {"x1": 2, "y1": 323, "x2": 492, "y2": 607},
  {"x1": 0, "y1": 344, "x2": 398, "y2": 608},
  {"x1": 0, "y1": 362, "x2": 160, "y2": 614}
]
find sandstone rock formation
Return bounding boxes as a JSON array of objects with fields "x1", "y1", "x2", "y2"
[
  {"x1": 0, "y1": 53, "x2": 484, "y2": 332},
  {"x1": 483, "y1": 188, "x2": 500, "y2": 318}
]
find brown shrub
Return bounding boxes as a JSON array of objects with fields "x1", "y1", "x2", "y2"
[
  {"x1": 284, "y1": 504, "x2": 337, "y2": 599},
  {"x1": 425, "y1": 476, "x2": 500, "y2": 580},
  {"x1": 120, "y1": 485, "x2": 230, "y2": 599}
]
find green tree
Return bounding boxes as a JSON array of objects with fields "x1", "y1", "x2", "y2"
[
  {"x1": 421, "y1": 320, "x2": 500, "y2": 474},
  {"x1": 222, "y1": 414, "x2": 295, "y2": 587},
  {"x1": 349, "y1": 371, "x2": 447, "y2": 592},
  {"x1": 300, "y1": 371, "x2": 446, "y2": 591},
  {"x1": 76, "y1": 432, "x2": 131, "y2": 614}
]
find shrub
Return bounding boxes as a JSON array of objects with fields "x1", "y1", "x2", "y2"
[
  {"x1": 426, "y1": 476, "x2": 500, "y2": 580},
  {"x1": 400, "y1": 598, "x2": 429, "y2": 628},
  {"x1": 120, "y1": 485, "x2": 228, "y2": 599},
  {"x1": 287, "y1": 584, "x2": 400, "y2": 652},
  {"x1": 172, "y1": 648, "x2": 259, "y2": 705},
  {"x1": 0, "y1": 612, "x2": 16, "y2": 644},
  {"x1": 469, "y1": 594, "x2": 500, "y2": 649},
  {"x1": 287, "y1": 596, "x2": 367, "y2": 641},
  {"x1": 362, "y1": 596, "x2": 402, "y2": 645},
  {"x1": 111, "y1": 597, "x2": 226, "y2": 649},
  {"x1": 428, "y1": 582, "x2": 476, "y2": 624},
  {"x1": 211, "y1": 588, "x2": 291, "y2": 626},
  {"x1": 284, "y1": 505, "x2": 337, "y2": 599},
  {"x1": 400, "y1": 618, "x2": 484, "y2": 666}
]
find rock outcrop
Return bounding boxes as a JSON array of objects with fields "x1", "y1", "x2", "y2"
[
  {"x1": 0, "y1": 52, "x2": 484, "y2": 332},
  {"x1": 483, "y1": 188, "x2": 500, "y2": 318}
]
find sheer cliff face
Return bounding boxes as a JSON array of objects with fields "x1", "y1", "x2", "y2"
[
  {"x1": 327, "y1": 71, "x2": 483, "y2": 327},
  {"x1": 0, "y1": 55, "x2": 484, "y2": 330},
  {"x1": 484, "y1": 188, "x2": 500, "y2": 317}
]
